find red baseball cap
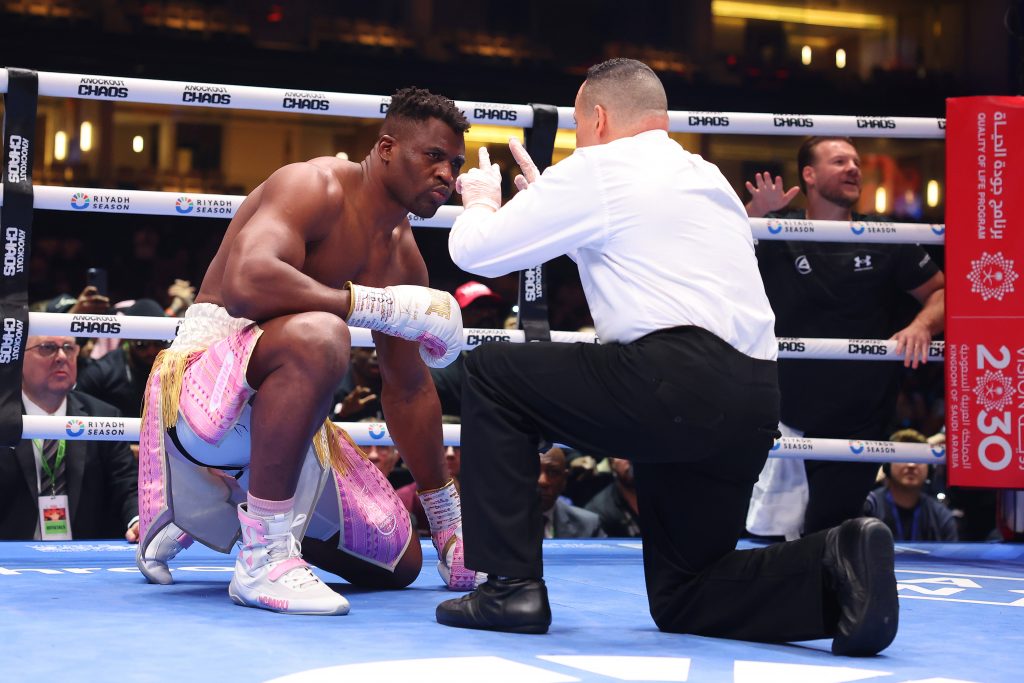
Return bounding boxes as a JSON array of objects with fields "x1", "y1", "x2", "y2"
[{"x1": 454, "y1": 281, "x2": 501, "y2": 309}]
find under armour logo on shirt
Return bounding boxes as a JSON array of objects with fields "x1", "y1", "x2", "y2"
[{"x1": 853, "y1": 255, "x2": 873, "y2": 271}]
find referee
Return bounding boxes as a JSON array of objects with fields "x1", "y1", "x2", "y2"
[{"x1": 437, "y1": 58, "x2": 899, "y2": 657}]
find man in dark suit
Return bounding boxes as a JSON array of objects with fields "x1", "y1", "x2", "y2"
[
  {"x1": 1, "y1": 335, "x2": 138, "y2": 540},
  {"x1": 539, "y1": 447, "x2": 605, "y2": 539}
]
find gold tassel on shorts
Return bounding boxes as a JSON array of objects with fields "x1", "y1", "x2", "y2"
[
  {"x1": 156, "y1": 349, "x2": 193, "y2": 430},
  {"x1": 314, "y1": 420, "x2": 370, "y2": 478}
]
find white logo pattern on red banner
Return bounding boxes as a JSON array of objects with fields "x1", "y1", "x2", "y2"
[
  {"x1": 967, "y1": 251, "x2": 1018, "y2": 301},
  {"x1": 972, "y1": 369, "x2": 1016, "y2": 412}
]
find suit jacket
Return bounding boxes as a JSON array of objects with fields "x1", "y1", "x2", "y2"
[
  {"x1": 0, "y1": 391, "x2": 138, "y2": 539},
  {"x1": 552, "y1": 499, "x2": 606, "y2": 539},
  {"x1": 74, "y1": 347, "x2": 148, "y2": 418},
  {"x1": 585, "y1": 484, "x2": 642, "y2": 538}
]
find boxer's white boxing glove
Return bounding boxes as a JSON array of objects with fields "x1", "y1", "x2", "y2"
[{"x1": 345, "y1": 282, "x2": 463, "y2": 368}]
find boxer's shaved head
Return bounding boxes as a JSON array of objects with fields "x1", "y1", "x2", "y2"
[{"x1": 579, "y1": 58, "x2": 667, "y2": 122}]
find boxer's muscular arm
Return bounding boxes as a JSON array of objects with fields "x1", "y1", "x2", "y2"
[
  {"x1": 221, "y1": 163, "x2": 351, "y2": 322},
  {"x1": 375, "y1": 225, "x2": 449, "y2": 490}
]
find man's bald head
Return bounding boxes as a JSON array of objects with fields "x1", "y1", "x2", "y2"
[
  {"x1": 580, "y1": 58, "x2": 667, "y2": 122},
  {"x1": 574, "y1": 59, "x2": 669, "y2": 147}
]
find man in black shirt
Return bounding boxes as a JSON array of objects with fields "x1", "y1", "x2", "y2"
[
  {"x1": 330, "y1": 346, "x2": 384, "y2": 422},
  {"x1": 745, "y1": 137, "x2": 945, "y2": 534}
]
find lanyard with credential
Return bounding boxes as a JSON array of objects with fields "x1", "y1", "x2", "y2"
[{"x1": 33, "y1": 439, "x2": 67, "y2": 495}]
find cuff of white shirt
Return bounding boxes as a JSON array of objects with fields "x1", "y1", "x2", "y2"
[
  {"x1": 450, "y1": 206, "x2": 503, "y2": 275},
  {"x1": 127, "y1": 515, "x2": 139, "y2": 531},
  {"x1": 462, "y1": 201, "x2": 498, "y2": 213},
  {"x1": 452, "y1": 204, "x2": 497, "y2": 231}
]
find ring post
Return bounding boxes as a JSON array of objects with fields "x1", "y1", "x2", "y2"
[
  {"x1": 1, "y1": 67, "x2": 38, "y2": 448},
  {"x1": 516, "y1": 103, "x2": 559, "y2": 342}
]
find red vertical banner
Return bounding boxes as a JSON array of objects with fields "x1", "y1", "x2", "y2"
[{"x1": 946, "y1": 96, "x2": 1024, "y2": 488}]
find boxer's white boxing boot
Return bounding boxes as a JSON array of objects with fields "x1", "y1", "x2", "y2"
[
  {"x1": 228, "y1": 503, "x2": 349, "y2": 616},
  {"x1": 418, "y1": 480, "x2": 484, "y2": 591},
  {"x1": 137, "y1": 522, "x2": 193, "y2": 585}
]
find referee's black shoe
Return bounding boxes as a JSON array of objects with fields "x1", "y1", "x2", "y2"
[
  {"x1": 823, "y1": 517, "x2": 899, "y2": 656},
  {"x1": 436, "y1": 576, "x2": 551, "y2": 634}
]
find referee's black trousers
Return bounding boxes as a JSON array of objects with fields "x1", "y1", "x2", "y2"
[{"x1": 460, "y1": 326, "x2": 836, "y2": 643}]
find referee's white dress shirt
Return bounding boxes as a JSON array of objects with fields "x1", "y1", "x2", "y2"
[{"x1": 449, "y1": 129, "x2": 777, "y2": 360}]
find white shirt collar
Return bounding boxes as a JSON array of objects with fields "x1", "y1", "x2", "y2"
[{"x1": 22, "y1": 392, "x2": 68, "y2": 418}]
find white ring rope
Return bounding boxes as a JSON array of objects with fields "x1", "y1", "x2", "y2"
[
  {"x1": 750, "y1": 217, "x2": 945, "y2": 245},
  {"x1": 663, "y1": 110, "x2": 944, "y2": 138},
  {"x1": 561, "y1": 108, "x2": 944, "y2": 139},
  {"x1": 0, "y1": 68, "x2": 532, "y2": 127},
  {"x1": 0, "y1": 185, "x2": 461, "y2": 228},
  {"x1": 0, "y1": 186, "x2": 945, "y2": 244},
  {"x1": 27, "y1": 311, "x2": 943, "y2": 361},
  {"x1": 0, "y1": 68, "x2": 944, "y2": 138},
  {"x1": 19, "y1": 414, "x2": 947, "y2": 465}
]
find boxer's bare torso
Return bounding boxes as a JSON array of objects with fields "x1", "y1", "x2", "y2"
[{"x1": 196, "y1": 117, "x2": 465, "y2": 320}]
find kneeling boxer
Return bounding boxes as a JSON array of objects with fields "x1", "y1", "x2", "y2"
[{"x1": 135, "y1": 87, "x2": 478, "y2": 615}]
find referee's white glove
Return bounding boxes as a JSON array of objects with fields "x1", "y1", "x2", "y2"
[
  {"x1": 455, "y1": 147, "x2": 502, "y2": 212},
  {"x1": 509, "y1": 137, "x2": 540, "y2": 192}
]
